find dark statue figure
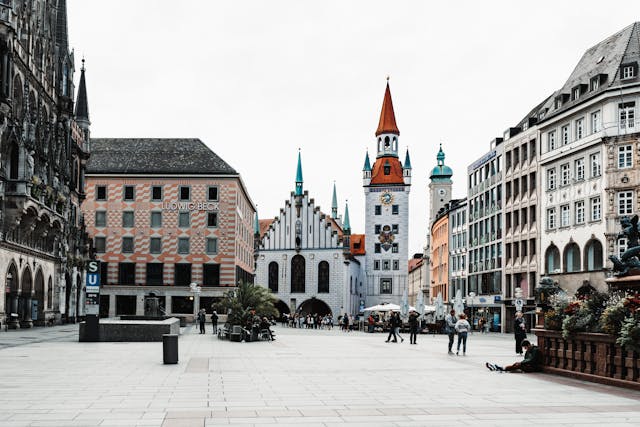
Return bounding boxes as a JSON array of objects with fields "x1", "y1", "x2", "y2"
[
  {"x1": 535, "y1": 276, "x2": 562, "y2": 308},
  {"x1": 609, "y1": 215, "x2": 640, "y2": 276}
]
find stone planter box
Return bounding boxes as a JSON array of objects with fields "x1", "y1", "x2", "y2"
[{"x1": 533, "y1": 329, "x2": 640, "y2": 390}]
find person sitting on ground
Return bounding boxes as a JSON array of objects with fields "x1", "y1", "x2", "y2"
[
  {"x1": 486, "y1": 340, "x2": 542, "y2": 372},
  {"x1": 259, "y1": 316, "x2": 275, "y2": 341}
]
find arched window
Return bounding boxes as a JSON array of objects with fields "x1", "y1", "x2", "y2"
[
  {"x1": 584, "y1": 239, "x2": 603, "y2": 271},
  {"x1": 46, "y1": 277, "x2": 52, "y2": 309},
  {"x1": 545, "y1": 244, "x2": 560, "y2": 274},
  {"x1": 318, "y1": 261, "x2": 329, "y2": 293},
  {"x1": 268, "y1": 262, "x2": 278, "y2": 293},
  {"x1": 291, "y1": 255, "x2": 305, "y2": 293},
  {"x1": 563, "y1": 242, "x2": 581, "y2": 273},
  {"x1": 8, "y1": 141, "x2": 18, "y2": 179},
  {"x1": 13, "y1": 75, "x2": 22, "y2": 120}
]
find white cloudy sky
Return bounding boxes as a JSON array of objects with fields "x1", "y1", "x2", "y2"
[{"x1": 67, "y1": 0, "x2": 640, "y2": 254}]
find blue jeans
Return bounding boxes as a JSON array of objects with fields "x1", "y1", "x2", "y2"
[{"x1": 457, "y1": 332, "x2": 468, "y2": 353}]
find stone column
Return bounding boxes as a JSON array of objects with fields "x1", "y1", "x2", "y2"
[
  {"x1": 165, "y1": 295, "x2": 172, "y2": 315},
  {"x1": 8, "y1": 294, "x2": 20, "y2": 329},
  {"x1": 136, "y1": 293, "x2": 144, "y2": 316},
  {"x1": 20, "y1": 295, "x2": 33, "y2": 328},
  {"x1": 108, "y1": 294, "x2": 116, "y2": 317}
]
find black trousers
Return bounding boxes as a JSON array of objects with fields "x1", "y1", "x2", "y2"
[
  {"x1": 199, "y1": 321, "x2": 205, "y2": 333},
  {"x1": 409, "y1": 327, "x2": 418, "y2": 343},
  {"x1": 448, "y1": 332, "x2": 455, "y2": 351},
  {"x1": 515, "y1": 334, "x2": 526, "y2": 353},
  {"x1": 386, "y1": 328, "x2": 397, "y2": 342}
]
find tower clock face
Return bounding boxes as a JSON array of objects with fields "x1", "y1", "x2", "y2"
[
  {"x1": 438, "y1": 189, "x2": 447, "y2": 196},
  {"x1": 380, "y1": 191, "x2": 394, "y2": 205}
]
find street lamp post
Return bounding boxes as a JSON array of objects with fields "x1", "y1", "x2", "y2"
[
  {"x1": 468, "y1": 291, "x2": 476, "y2": 333},
  {"x1": 190, "y1": 282, "x2": 201, "y2": 323}
]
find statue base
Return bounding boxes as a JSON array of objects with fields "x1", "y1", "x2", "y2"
[{"x1": 605, "y1": 274, "x2": 640, "y2": 292}]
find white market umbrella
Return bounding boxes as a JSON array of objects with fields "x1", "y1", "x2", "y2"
[
  {"x1": 378, "y1": 303, "x2": 401, "y2": 312},
  {"x1": 435, "y1": 293, "x2": 445, "y2": 320},
  {"x1": 423, "y1": 305, "x2": 436, "y2": 313},
  {"x1": 416, "y1": 291, "x2": 425, "y2": 316},
  {"x1": 401, "y1": 288, "x2": 409, "y2": 317},
  {"x1": 453, "y1": 289, "x2": 464, "y2": 316}
]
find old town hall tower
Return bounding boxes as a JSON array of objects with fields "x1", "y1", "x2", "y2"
[{"x1": 362, "y1": 81, "x2": 412, "y2": 306}]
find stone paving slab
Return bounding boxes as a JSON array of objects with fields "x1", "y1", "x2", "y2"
[{"x1": 0, "y1": 324, "x2": 638, "y2": 425}]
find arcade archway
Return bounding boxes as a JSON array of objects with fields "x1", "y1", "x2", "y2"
[
  {"x1": 274, "y1": 299, "x2": 290, "y2": 317},
  {"x1": 297, "y1": 298, "x2": 331, "y2": 316}
]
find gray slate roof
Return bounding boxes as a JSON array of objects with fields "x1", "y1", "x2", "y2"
[
  {"x1": 87, "y1": 138, "x2": 237, "y2": 175},
  {"x1": 538, "y1": 22, "x2": 640, "y2": 121}
]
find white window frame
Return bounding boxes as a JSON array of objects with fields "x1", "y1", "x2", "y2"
[
  {"x1": 618, "y1": 145, "x2": 633, "y2": 169},
  {"x1": 560, "y1": 204, "x2": 570, "y2": 227},
  {"x1": 575, "y1": 158, "x2": 585, "y2": 181},
  {"x1": 547, "y1": 208, "x2": 556, "y2": 229},
  {"x1": 619, "y1": 104, "x2": 635, "y2": 130},
  {"x1": 561, "y1": 163, "x2": 570, "y2": 186},
  {"x1": 547, "y1": 168, "x2": 557, "y2": 190},
  {"x1": 591, "y1": 110, "x2": 601, "y2": 133},
  {"x1": 575, "y1": 118, "x2": 584, "y2": 140},
  {"x1": 618, "y1": 238, "x2": 628, "y2": 258},
  {"x1": 590, "y1": 77, "x2": 599, "y2": 91},
  {"x1": 590, "y1": 153, "x2": 601, "y2": 178},
  {"x1": 617, "y1": 191, "x2": 634, "y2": 215},
  {"x1": 547, "y1": 131, "x2": 557, "y2": 151},
  {"x1": 561, "y1": 125, "x2": 570, "y2": 145},
  {"x1": 622, "y1": 65, "x2": 635, "y2": 79},
  {"x1": 590, "y1": 196, "x2": 601, "y2": 221},
  {"x1": 573, "y1": 87, "x2": 580, "y2": 100},
  {"x1": 575, "y1": 200, "x2": 585, "y2": 225}
]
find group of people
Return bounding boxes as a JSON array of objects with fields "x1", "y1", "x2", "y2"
[
  {"x1": 280, "y1": 312, "x2": 335, "y2": 330},
  {"x1": 197, "y1": 308, "x2": 219, "y2": 334},
  {"x1": 381, "y1": 310, "x2": 422, "y2": 344}
]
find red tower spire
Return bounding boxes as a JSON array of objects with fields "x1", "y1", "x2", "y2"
[{"x1": 375, "y1": 82, "x2": 400, "y2": 136}]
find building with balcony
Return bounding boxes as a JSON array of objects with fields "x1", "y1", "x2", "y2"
[
  {"x1": 538, "y1": 22, "x2": 640, "y2": 294},
  {"x1": 83, "y1": 138, "x2": 255, "y2": 317},
  {"x1": 0, "y1": 0, "x2": 91, "y2": 328},
  {"x1": 466, "y1": 139, "x2": 504, "y2": 331}
]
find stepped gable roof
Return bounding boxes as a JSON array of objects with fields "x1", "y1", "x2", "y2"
[
  {"x1": 370, "y1": 157, "x2": 404, "y2": 185},
  {"x1": 87, "y1": 138, "x2": 237, "y2": 175},
  {"x1": 540, "y1": 22, "x2": 640, "y2": 120},
  {"x1": 350, "y1": 234, "x2": 366, "y2": 256},
  {"x1": 325, "y1": 216, "x2": 344, "y2": 239}
]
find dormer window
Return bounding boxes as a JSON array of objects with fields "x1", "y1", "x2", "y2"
[
  {"x1": 590, "y1": 76, "x2": 600, "y2": 91},
  {"x1": 621, "y1": 63, "x2": 637, "y2": 80},
  {"x1": 383, "y1": 160, "x2": 391, "y2": 175},
  {"x1": 573, "y1": 87, "x2": 580, "y2": 100}
]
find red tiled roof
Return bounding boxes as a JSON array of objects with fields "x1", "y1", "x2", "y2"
[
  {"x1": 370, "y1": 156, "x2": 404, "y2": 185},
  {"x1": 375, "y1": 82, "x2": 400, "y2": 136},
  {"x1": 408, "y1": 258, "x2": 423, "y2": 273},
  {"x1": 259, "y1": 219, "x2": 274, "y2": 237},
  {"x1": 350, "y1": 234, "x2": 366, "y2": 255},
  {"x1": 325, "y1": 215, "x2": 344, "y2": 239}
]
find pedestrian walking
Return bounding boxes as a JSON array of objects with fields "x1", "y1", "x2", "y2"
[
  {"x1": 514, "y1": 311, "x2": 527, "y2": 355},
  {"x1": 445, "y1": 309, "x2": 457, "y2": 354},
  {"x1": 394, "y1": 312, "x2": 405, "y2": 343},
  {"x1": 385, "y1": 313, "x2": 398, "y2": 342},
  {"x1": 211, "y1": 310, "x2": 218, "y2": 334},
  {"x1": 198, "y1": 309, "x2": 206, "y2": 334},
  {"x1": 408, "y1": 310, "x2": 420, "y2": 344},
  {"x1": 342, "y1": 312, "x2": 350, "y2": 332},
  {"x1": 455, "y1": 313, "x2": 471, "y2": 355},
  {"x1": 478, "y1": 317, "x2": 486, "y2": 333}
]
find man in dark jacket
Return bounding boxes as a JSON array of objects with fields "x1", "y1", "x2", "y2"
[
  {"x1": 513, "y1": 311, "x2": 527, "y2": 354},
  {"x1": 408, "y1": 310, "x2": 420, "y2": 345},
  {"x1": 486, "y1": 340, "x2": 542, "y2": 372}
]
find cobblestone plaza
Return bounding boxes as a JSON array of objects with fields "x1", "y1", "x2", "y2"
[{"x1": 0, "y1": 326, "x2": 638, "y2": 426}]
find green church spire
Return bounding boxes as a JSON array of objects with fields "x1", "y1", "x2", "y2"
[
  {"x1": 343, "y1": 201, "x2": 351, "y2": 233},
  {"x1": 295, "y1": 150, "x2": 303, "y2": 196},
  {"x1": 363, "y1": 151, "x2": 371, "y2": 171}
]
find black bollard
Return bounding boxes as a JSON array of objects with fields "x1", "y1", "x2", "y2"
[{"x1": 163, "y1": 334, "x2": 178, "y2": 364}]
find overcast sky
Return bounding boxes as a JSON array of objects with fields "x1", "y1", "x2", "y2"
[{"x1": 67, "y1": 0, "x2": 640, "y2": 255}]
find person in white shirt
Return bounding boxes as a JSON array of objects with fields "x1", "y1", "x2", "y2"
[{"x1": 455, "y1": 313, "x2": 471, "y2": 356}]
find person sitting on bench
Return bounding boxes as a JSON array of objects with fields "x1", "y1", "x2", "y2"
[
  {"x1": 486, "y1": 340, "x2": 542, "y2": 372},
  {"x1": 259, "y1": 317, "x2": 275, "y2": 341}
]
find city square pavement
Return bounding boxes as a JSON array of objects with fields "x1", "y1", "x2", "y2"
[{"x1": 0, "y1": 324, "x2": 639, "y2": 427}]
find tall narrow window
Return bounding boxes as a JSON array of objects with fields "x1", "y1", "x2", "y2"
[
  {"x1": 560, "y1": 163, "x2": 570, "y2": 186},
  {"x1": 95, "y1": 211, "x2": 106, "y2": 227},
  {"x1": 547, "y1": 168, "x2": 557, "y2": 190},
  {"x1": 590, "y1": 196, "x2": 601, "y2": 221},
  {"x1": 575, "y1": 118, "x2": 584, "y2": 140},
  {"x1": 268, "y1": 262, "x2": 278, "y2": 293},
  {"x1": 584, "y1": 239, "x2": 603, "y2": 271},
  {"x1": 96, "y1": 185, "x2": 107, "y2": 201},
  {"x1": 179, "y1": 186, "x2": 190, "y2": 201},
  {"x1": 318, "y1": 261, "x2": 329, "y2": 293},
  {"x1": 590, "y1": 153, "x2": 601, "y2": 177},
  {"x1": 591, "y1": 110, "x2": 601, "y2": 133},
  {"x1": 619, "y1": 102, "x2": 635, "y2": 130},
  {"x1": 575, "y1": 158, "x2": 584, "y2": 181},
  {"x1": 291, "y1": 255, "x2": 305, "y2": 293},
  {"x1": 151, "y1": 186, "x2": 162, "y2": 201},
  {"x1": 617, "y1": 191, "x2": 634, "y2": 215},
  {"x1": 561, "y1": 125, "x2": 570, "y2": 145},
  {"x1": 575, "y1": 201, "x2": 585, "y2": 224},
  {"x1": 123, "y1": 185, "x2": 135, "y2": 201},
  {"x1": 207, "y1": 186, "x2": 219, "y2": 201}
]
